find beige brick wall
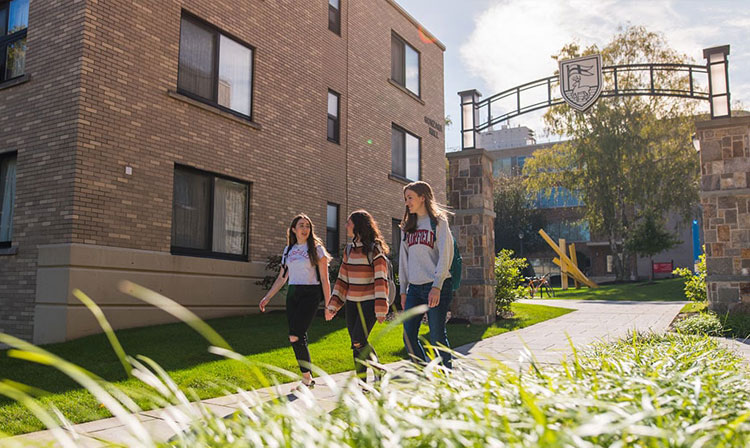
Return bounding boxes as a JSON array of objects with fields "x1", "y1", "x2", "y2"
[
  {"x1": 0, "y1": 0, "x2": 445, "y2": 342},
  {"x1": 0, "y1": 0, "x2": 87, "y2": 341}
]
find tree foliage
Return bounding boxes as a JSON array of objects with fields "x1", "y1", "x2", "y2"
[
  {"x1": 493, "y1": 175, "x2": 547, "y2": 255},
  {"x1": 524, "y1": 25, "x2": 700, "y2": 281}
]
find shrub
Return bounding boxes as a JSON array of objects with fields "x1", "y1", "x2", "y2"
[
  {"x1": 673, "y1": 251, "x2": 706, "y2": 303},
  {"x1": 673, "y1": 311, "x2": 723, "y2": 336},
  {"x1": 494, "y1": 249, "x2": 530, "y2": 315},
  {"x1": 4, "y1": 300, "x2": 750, "y2": 448}
]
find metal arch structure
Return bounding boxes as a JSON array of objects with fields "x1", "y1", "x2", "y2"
[{"x1": 459, "y1": 45, "x2": 731, "y2": 150}]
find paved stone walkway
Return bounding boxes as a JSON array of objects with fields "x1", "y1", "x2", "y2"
[{"x1": 11, "y1": 298, "x2": 750, "y2": 447}]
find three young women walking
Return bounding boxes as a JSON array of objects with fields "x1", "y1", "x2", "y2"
[
  {"x1": 326, "y1": 210, "x2": 390, "y2": 383},
  {"x1": 259, "y1": 214, "x2": 331, "y2": 388},
  {"x1": 399, "y1": 181, "x2": 455, "y2": 368}
]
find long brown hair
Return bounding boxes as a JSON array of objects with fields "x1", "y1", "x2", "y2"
[
  {"x1": 401, "y1": 181, "x2": 453, "y2": 235},
  {"x1": 349, "y1": 210, "x2": 390, "y2": 259},
  {"x1": 287, "y1": 214, "x2": 327, "y2": 267}
]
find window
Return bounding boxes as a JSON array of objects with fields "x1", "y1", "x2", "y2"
[
  {"x1": 493, "y1": 158, "x2": 512, "y2": 177},
  {"x1": 544, "y1": 220, "x2": 590, "y2": 243},
  {"x1": 535, "y1": 187, "x2": 583, "y2": 209},
  {"x1": 391, "y1": 125, "x2": 420, "y2": 181},
  {"x1": 0, "y1": 0, "x2": 28, "y2": 83},
  {"x1": 178, "y1": 13, "x2": 254, "y2": 118},
  {"x1": 0, "y1": 152, "x2": 16, "y2": 247},
  {"x1": 391, "y1": 218, "x2": 401, "y2": 258},
  {"x1": 172, "y1": 165, "x2": 249, "y2": 260},
  {"x1": 328, "y1": 0, "x2": 340, "y2": 35},
  {"x1": 391, "y1": 33, "x2": 420, "y2": 96},
  {"x1": 327, "y1": 90, "x2": 340, "y2": 143},
  {"x1": 326, "y1": 203, "x2": 339, "y2": 256}
]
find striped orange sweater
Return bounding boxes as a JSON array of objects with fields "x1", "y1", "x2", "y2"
[{"x1": 329, "y1": 244, "x2": 389, "y2": 317}]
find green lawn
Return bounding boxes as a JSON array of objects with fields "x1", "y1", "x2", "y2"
[
  {"x1": 539, "y1": 277, "x2": 686, "y2": 301},
  {"x1": 0, "y1": 302, "x2": 572, "y2": 435}
]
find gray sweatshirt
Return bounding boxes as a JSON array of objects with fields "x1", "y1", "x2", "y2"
[{"x1": 399, "y1": 214, "x2": 454, "y2": 293}]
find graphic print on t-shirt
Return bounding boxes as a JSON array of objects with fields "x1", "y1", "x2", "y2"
[
  {"x1": 404, "y1": 229, "x2": 435, "y2": 249},
  {"x1": 287, "y1": 244, "x2": 312, "y2": 264}
]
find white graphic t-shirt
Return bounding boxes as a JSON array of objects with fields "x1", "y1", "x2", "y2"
[{"x1": 283, "y1": 244, "x2": 329, "y2": 285}]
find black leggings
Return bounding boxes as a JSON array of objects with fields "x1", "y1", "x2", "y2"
[
  {"x1": 345, "y1": 300, "x2": 379, "y2": 380},
  {"x1": 286, "y1": 284, "x2": 321, "y2": 374}
]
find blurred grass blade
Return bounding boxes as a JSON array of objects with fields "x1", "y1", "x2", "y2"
[
  {"x1": 73, "y1": 288, "x2": 132, "y2": 378},
  {"x1": 0, "y1": 382, "x2": 77, "y2": 448},
  {"x1": 118, "y1": 281, "x2": 232, "y2": 351}
]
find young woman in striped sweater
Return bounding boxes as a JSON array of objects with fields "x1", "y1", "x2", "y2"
[{"x1": 325, "y1": 210, "x2": 390, "y2": 382}]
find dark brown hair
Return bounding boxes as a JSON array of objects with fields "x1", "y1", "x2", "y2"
[
  {"x1": 349, "y1": 210, "x2": 390, "y2": 259},
  {"x1": 287, "y1": 214, "x2": 328, "y2": 267},
  {"x1": 401, "y1": 181, "x2": 452, "y2": 234}
]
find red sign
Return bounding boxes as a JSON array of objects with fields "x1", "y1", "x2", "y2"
[{"x1": 652, "y1": 262, "x2": 673, "y2": 274}]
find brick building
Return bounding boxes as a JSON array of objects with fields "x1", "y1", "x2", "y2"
[{"x1": 0, "y1": 0, "x2": 446, "y2": 343}]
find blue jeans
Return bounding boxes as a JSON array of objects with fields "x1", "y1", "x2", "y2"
[{"x1": 403, "y1": 279, "x2": 453, "y2": 368}]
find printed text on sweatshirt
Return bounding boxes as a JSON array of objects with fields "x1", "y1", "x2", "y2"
[{"x1": 399, "y1": 215, "x2": 454, "y2": 293}]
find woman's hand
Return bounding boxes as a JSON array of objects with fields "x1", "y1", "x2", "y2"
[
  {"x1": 324, "y1": 303, "x2": 337, "y2": 321},
  {"x1": 400, "y1": 293, "x2": 407, "y2": 310},
  {"x1": 259, "y1": 296, "x2": 270, "y2": 313},
  {"x1": 428, "y1": 287, "x2": 441, "y2": 308},
  {"x1": 376, "y1": 314, "x2": 386, "y2": 324}
]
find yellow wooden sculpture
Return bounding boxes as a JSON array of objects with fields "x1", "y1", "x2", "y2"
[{"x1": 538, "y1": 229, "x2": 598, "y2": 289}]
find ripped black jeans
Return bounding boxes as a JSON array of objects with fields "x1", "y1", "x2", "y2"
[
  {"x1": 286, "y1": 284, "x2": 322, "y2": 374},
  {"x1": 345, "y1": 300, "x2": 380, "y2": 380}
]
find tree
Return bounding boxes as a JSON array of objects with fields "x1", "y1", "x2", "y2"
[
  {"x1": 624, "y1": 212, "x2": 681, "y2": 281},
  {"x1": 524, "y1": 25, "x2": 700, "y2": 281},
  {"x1": 493, "y1": 175, "x2": 546, "y2": 256}
]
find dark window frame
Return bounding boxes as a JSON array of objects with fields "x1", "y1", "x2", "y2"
[
  {"x1": 391, "y1": 123, "x2": 421, "y2": 182},
  {"x1": 327, "y1": 89, "x2": 340, "y2": 143},
  {"x1": 0, "y1": 151, "x2": 17, "y2": 248},
  {"x1": 171, "y1": 164, "x2": 251, "y2": 261},
  {"x1": 0, "y1": 0, "x2": 29, "y2": 84},
  {"x1": 326, "y1": 202, "x2": 339, "y2": 256},
  {"x1": 391, "y1": 218, "x2": 401, "y2": 258},
  {"x1": 390, "y1": 31, "x2": 420, "y2": 97},
  {"x1": 177, "y1": 11, "x2": 256, "y2": 122},
  {"x1": 328, "y1": 0, "x2": 341, "y2": 35}
]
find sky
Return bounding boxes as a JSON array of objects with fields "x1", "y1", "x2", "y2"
[{"x1": 396, "y1": 0, "x2": 750, "y2": 152}]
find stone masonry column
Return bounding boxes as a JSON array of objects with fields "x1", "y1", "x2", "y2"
[
  {"x1": 446, "y1": 148, "x2": 497, "y2": 324},
  {"x1": 697, "y1": 116, "x2": 750, "y2": 313}
]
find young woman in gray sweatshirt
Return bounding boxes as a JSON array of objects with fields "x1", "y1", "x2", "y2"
[{"x1": 399, "y1": 181, "x2": 455, "y2": 368}]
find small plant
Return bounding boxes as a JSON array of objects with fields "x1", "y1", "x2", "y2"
[
  {"x1": 494, "y1": 249, "x2": 530, "y2": 315},
  {"x1": 673, "y1": 311, "x2": 723, "y2": 336},
  {"x1": 673, "y1": 250, "x2": 706, "y2": 303}
]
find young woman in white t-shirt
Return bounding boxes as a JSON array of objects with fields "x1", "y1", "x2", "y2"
[{"x1": 259, "y1": 214, "x2": 331, "y2": 388}]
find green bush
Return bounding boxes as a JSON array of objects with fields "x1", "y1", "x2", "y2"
[
  {"x1": 494, "y1": 249, "x2": 530, "y2": 315},
  {"x1": 673, "y1": 251, "x2": 706, "y2": 303},
  {"x1": 673, "y1": 311, "x2": 723, "y2": 336}
]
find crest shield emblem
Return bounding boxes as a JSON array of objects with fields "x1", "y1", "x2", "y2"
[{"x1": 559, "y1": 54, "x2": 603, "y2": 112}]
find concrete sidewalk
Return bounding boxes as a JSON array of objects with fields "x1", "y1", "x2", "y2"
[{"x1": 13, "y1": 298, "x2": 749, "y2": 447}]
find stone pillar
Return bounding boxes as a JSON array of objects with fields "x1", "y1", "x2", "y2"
[
  {"x1": 446, "y1": 148, "x2": 496, "y2": 324},
  {"x1": 697, "y1": 116, "x2": 750, "y2": 313}
]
